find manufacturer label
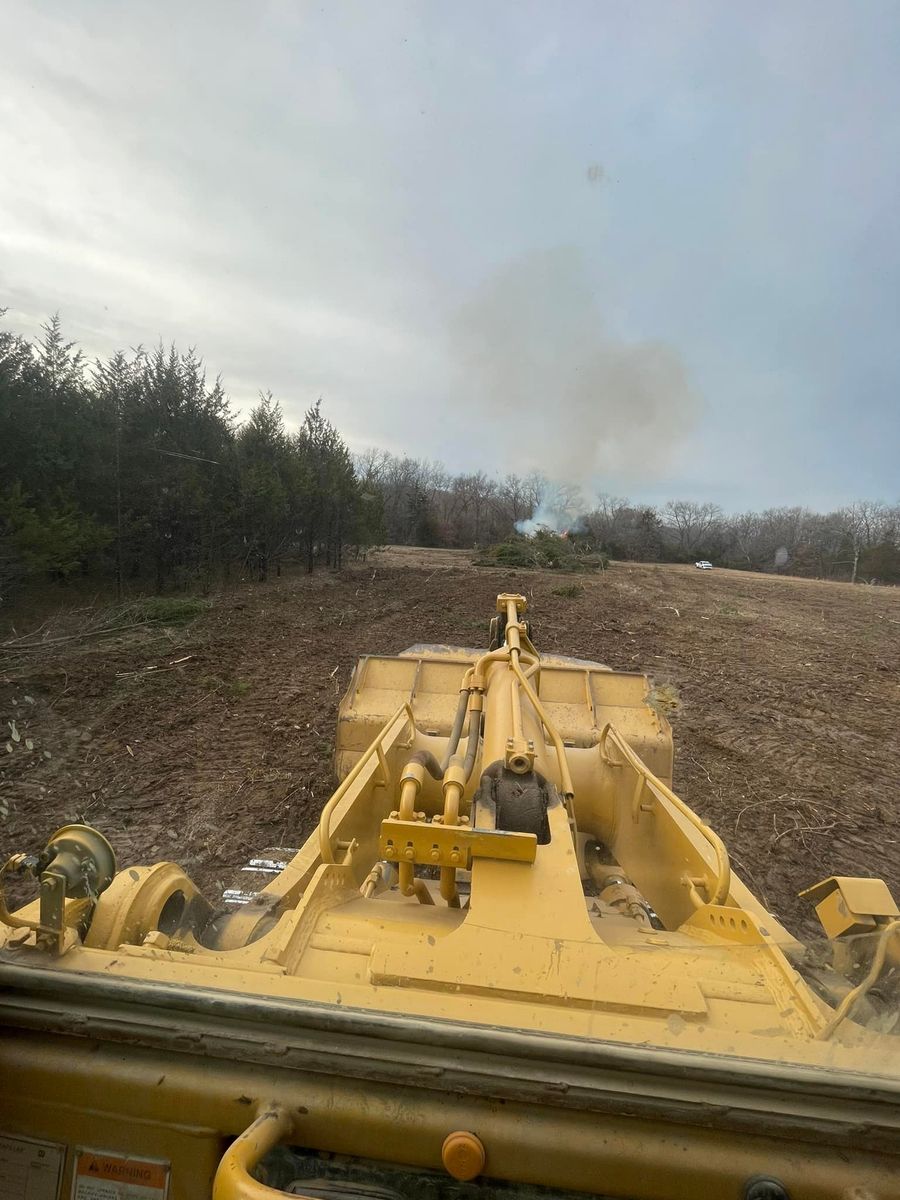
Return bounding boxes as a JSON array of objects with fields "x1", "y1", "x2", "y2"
[
  {"x1": 71, "y1": 1151, "x2": 169, "y2": 1200},
  {"x1": 0, "y1": 1132, "x2": 65, "y2": 1200}
]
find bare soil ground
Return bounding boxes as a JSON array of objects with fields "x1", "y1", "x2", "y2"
[{"x1": 2, "y1": 551, "x2": 898, "y2": 939}]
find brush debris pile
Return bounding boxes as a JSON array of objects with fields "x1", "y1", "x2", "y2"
[{"x1": 475, "y1": 530, "x2": 608, "y2": 572}]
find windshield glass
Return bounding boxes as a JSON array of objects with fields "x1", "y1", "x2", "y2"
[{"x1": 1, "y1": 1, "x2": 898, "y2": 1104}]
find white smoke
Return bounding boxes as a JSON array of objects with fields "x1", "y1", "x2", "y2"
[
  {"x1": 514, "y1": 486, "x2": 586, "y2": 536},
  {"x1": 515, "y1": 510, "x2": 565, "y2": 536}
]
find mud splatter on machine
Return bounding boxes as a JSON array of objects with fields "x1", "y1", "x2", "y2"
[{"x1": 1, "y1": 595, "x2": 897, "y2": 1198}]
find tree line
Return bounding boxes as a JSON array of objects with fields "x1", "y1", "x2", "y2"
[
  {"x1": 2, "y1": 314, "x2": 897, "y2": 600},
  {"x1": 356, "y1": 452, "x2": 900, "y2": 584},
  {"x1": 0, "y1": 315, "x2": 375, "y2": 600}
]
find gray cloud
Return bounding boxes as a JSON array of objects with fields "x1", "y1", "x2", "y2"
[{"x1": 2, "y1": 1, "x2": 898, "y2": 510}]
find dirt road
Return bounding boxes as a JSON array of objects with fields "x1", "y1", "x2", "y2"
[{"x1": 2, "y1": 552, "x2": 898, "y2": 938}]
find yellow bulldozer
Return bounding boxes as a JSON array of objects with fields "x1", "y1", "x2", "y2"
[{"x1": 1, "y1": 593, "x2": 897, "y2": 1199}]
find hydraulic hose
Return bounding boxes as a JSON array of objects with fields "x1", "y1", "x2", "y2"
[
  {"x1": 407, "y1": 750, "x2": 444, "y2": 781},
  {"x1": 462, "y1": 703, "x2": 483, "y2": 783},
  {"x1": 441, "y1": 687, "x2": 471, "y2": 773},
  {"x1": 509, "y1": 648, "x2": 575, "y2": 800},
  {"x1": 816, "y1": 919, "x2": 900, "y2": 1040}
]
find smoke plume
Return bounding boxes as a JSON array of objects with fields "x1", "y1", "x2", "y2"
[
  {"x1": 450, "y1": 247, "x2": 704, "y2": 501},
  {"x1": 514, "y1": 486, "x2": 586, "y2": 536}
]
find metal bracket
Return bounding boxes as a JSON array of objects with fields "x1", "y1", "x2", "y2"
[
  {"x1": 505, "y1": 735, "x2": 535, "y2": 775},
  {"x1": 800, "y1": 875, "x2": 899, "y2": 939},
  {"x1": 495, "y1": 593, "x2": 527, "y2": 614},
  {"x1": 0, "y1": 825, "x2": 116, "y2": 955},
  {"x1": 379, "y1": 819, "x2": 537, "y2": 870}
]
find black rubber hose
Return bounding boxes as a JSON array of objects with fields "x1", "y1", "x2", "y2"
[
  {"x1": 408, "y1": 750, "x2": 444, "y2": 780},
  {"x1": 440, "y1": 688, "x2": 470, "y2": 773},
  {"x1": 462, "y1": 712, "x2": 483, "y2": 782}
]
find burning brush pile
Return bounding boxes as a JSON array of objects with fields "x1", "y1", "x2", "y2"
[{"x1": 474, "y1": 529, "x2": 608, "y2": 573}]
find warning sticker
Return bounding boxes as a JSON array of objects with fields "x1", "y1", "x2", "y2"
[
  {"x1": 71, "y1": 1151, "x2": 169, "y2": 1200},
  {"x1": 0, "y1": 1132, "x2": 65, "y2": 1200}
]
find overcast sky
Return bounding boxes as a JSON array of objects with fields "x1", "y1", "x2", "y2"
[{"x1": 2, "y1": 2, "x2": 898, "y2": 511}]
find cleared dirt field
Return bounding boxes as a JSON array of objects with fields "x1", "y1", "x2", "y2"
[{"x1": 2, "y1": 551, "x2": 898, "y2": 939}]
